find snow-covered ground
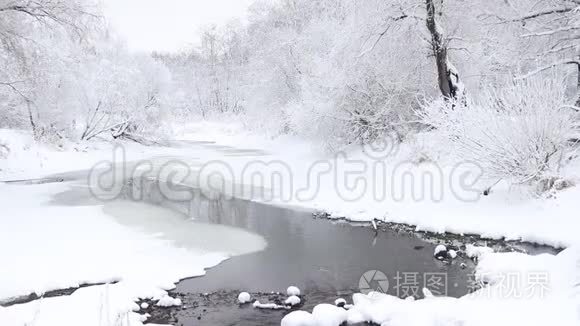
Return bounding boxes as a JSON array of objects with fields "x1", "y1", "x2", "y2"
[
  {"x1": 0, "y1": 132, "x2": 267, "y2": 326},
  {"x1": 1, "y1": 123, "x2": 579, "y2": 326},
  {"x1": 282, "y1": 247, "x2": 580, "y2": 326}
]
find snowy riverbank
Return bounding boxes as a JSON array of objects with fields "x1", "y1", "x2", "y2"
[
  {"x1": 3, "y1": 124, "x2": 579, "y2": 248},
  {"x1": 282, "y1": 247, "x2": 580, "y2": 326},
  {"x1": 175, "y1": 121, "x2": 580, "y2": 248},
  {"x1": 0, "y1": 124, "x2": 579, "y2": 326}
]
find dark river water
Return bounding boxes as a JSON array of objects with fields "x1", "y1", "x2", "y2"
[
  {"x1": 7, "y1": 169, "x2": 557, "y2": 326},
  {"x1": 116, "y1": 177, "x2": 476, "y2": 326}
]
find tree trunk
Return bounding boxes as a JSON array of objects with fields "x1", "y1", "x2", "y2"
[
  {"x1": 576, "y1": 60, "x2": 580, "y2": 107},
  {"x1": 26, "y1": 100, "x2": 39, "y2": 140},
  {"x1": 425, "y1": 0, "x2": 463, "y2": 100}
]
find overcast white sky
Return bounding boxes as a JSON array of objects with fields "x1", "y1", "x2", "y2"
[{"x1": 103, "y1": 0, "x2": 254, "y2": 53}]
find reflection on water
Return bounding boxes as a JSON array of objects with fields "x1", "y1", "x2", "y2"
[
  {"x1": 123, "y1": 178, "x2": 474, "y2": 294},
  {"x1": 103, "y1": 201, "x2": 267, "y2": 257}
]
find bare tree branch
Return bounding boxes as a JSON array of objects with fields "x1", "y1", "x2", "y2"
[
  {"x1": 516, "y1": 59, "x2": 580, "y2": 80},
  {"x1": 510, "y1": 6, "x2": 576, "y2": 22}
]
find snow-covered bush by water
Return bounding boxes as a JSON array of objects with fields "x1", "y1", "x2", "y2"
[{"x1": 420, "y1": 77, "x2": 579, "y2": 188}]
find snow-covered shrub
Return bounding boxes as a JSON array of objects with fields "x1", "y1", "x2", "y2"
[
  {"x1": 336, "y1": 70, "x2": 415, "y2": 146},
  {"x1": 285, "y1": 60, "x2": 418, "y2": 151},
  {"x1": 420, "y1": 77, "x2": 579, "y2": 186}
]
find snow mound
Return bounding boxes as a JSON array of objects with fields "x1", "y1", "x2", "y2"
[
  {"x1": 312, "y1": 303, "x2": 347, "y2": 326},
  {"x1": 285, "y1": 295, "x2": 301, "y2": 306},
  {"x1": 238, "y1": 292, "x2": 251, "y2": 304},
  {"x1": 465, "y1": 244, "x2": 494, "y2": 259},
  {"x1": 434, "y1": 244, "x2": 447, "y2": 259},
  {"x1": 287, "y1": 286, "x2": 301, "y2": 296},
  {"x1": 253, "y1": 300, "x2": 288, "y2": 310},
  {"x1": 281, "y1": 311, "x2": 316, "y2": 326},
  {"x1": 448, "y1": 249, "x2": 457, "y2": 259},
  {"x1": 156, "y1": 295, "x2": 182, "y2": 307}
]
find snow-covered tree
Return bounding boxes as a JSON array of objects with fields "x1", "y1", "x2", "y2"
[
  {"x1": 491, "y1": 0, "x2": 580, "y2": 105},
  {"x1": 0, "y1": 0, "x2": 100, "y2": 140},
  {"x1": 420, "y1": 76, "x2": 578, "y2": 187}
]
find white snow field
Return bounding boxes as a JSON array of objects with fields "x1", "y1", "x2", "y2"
[
  {"x1": 0, "y1": 123, "x2": 579, "y2": 326},
  {"x1": 0, "y1": 178, "x2": 265, "y2": 325}
]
